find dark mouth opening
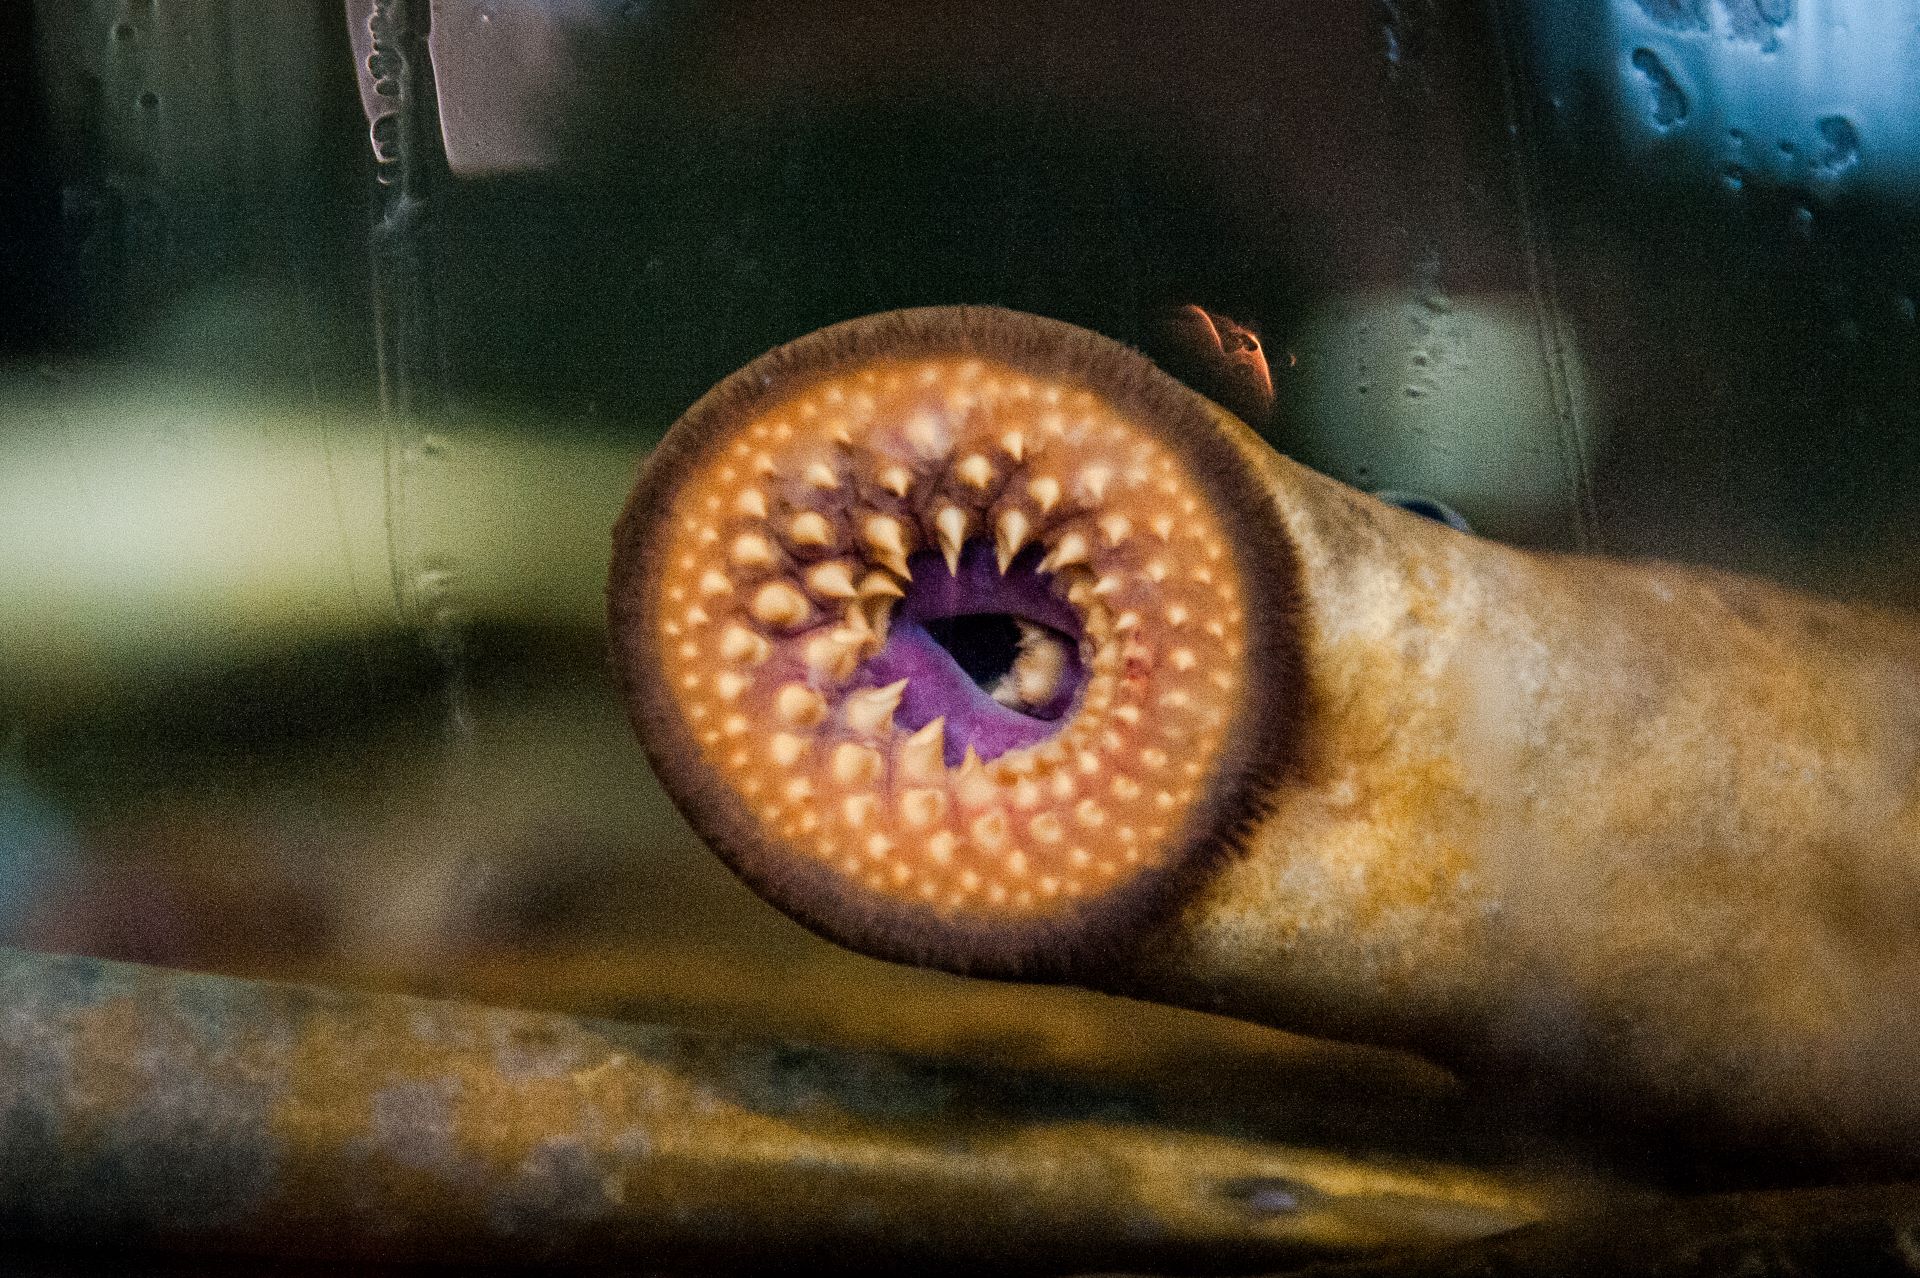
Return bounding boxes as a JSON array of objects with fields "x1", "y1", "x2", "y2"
[
  {"x1": 856, "y1": 538, "x2": 1087, "y2": 764},
  {"x1": 924, "y1": 613, "x2": 1021, "y2": 691}
]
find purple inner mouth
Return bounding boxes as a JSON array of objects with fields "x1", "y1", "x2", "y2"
[{"x1": 855, "y1": 540, "x2": 1085, "y2": 765}]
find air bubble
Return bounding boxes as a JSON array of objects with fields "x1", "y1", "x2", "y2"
[
  {"x1": 1791, "y1": 204, "x2": 1815, "y2": 237},
  {"x1": 1814, "y1": 115, "x2": 1860, "y2": 176},
  {"x1": 1630, "y1": 47, "x2": 1688, "y2": 131},
  {"x1": 1720, "y1": 165, "x2": 1747, "y2": 193},
  {"x1": 1896, "y1": 296, "x2": 1915, "y2": 325}
]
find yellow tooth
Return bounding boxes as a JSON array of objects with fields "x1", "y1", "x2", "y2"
[
  {"x1": 714, "y1": 672, "x2": 748, "y2": 700},
  {"x1": 751, "y1": 582, "x2": 811, "y2": 629},
  {"x1": 956, "y1": 748, "x2": 996, "y2": 807},
  {"x1": 1038, "y1": 531, "x2": 1089, "y2": 573},
  {"x1": 804, "y1": 462, "x2": 840, "y2": 490},
  {"x1": 803, "y1": 629, "x2": 864, "y2": 684},
  {"x1": 718, "y1": 624, "x2": 770, "y2": 665},
  {"x1": 1170, "y1": 648, "x2": 1197, "y2": 671},
  {"x1": 770, "y1": 733, "x2": 808, "y2": 766},
  {"x1": 731, "y1": 533, "x2": 778, "y2": 569},
  {"x1": 971, "y1": 810, "x2": 1009, "y2": 849},
  {"x1": 1166, "y1": 604, "x2": 1189, "y2": 627},
  {"x1": 956, "y1": 453, "x2": 994, "y2": 489},
  {"x1": 898, "y1": 717, "x2": 947, "y2": 784},
  {"x1": 843, "y1": 794, "x2": 877, "y2": 828},
  {"x1": 862, "y1": 515, "x2": 912, "y2": 579},
  {"x1": 1030, "y1": 813, "x2": 1065, "y2": 843},
  {"x1": 905, "y1": 412, "x2": 945, "y2": 455},
  {"x1": 1151, "y1": 515, "x2": 1175, "y2": 540},
  {"x1": 806, "y1": 561, "x2": 859, "y2": 598},
  {"x1": 1028, "y1": 476, "x2": 1061, "y2": 513},
  {"x1": 789, "y1": 512, "x2": 834, "y2": 548},
  {"x1": 844, "y1": 678, "x2": 908, "y2": 735},
  {"x1": 928, "y1": 831, "x2": 958, "y2": 864},
  {"x1": 1075, "y1": 799, "x2": 1106, "y2": 828},
  {"x1": 855, "y1": 596, "x2": 894, "y2": 648},
  {"x1": 901, "y1": 788, "x2": 948, "y2": 828},
  {"x1": 1145, "y1": 559, "x2": 1170, "y2": 582},
  {"x1": 935, "y1": 506, "x2": 967, "y2": 575},
  {"x1": 1079, "y1": 465, "x2": 1113, "y2": 501},
  {"x1": 698, "y1": 570, "x2": 733, "y2": 596},
  {"x1": 1097, "y1": 514, "x2": 1132, "y2": 546},
  {"x1": 878, "y1": 465, "x2": 913, "y2": 498},
  {"x1": 832, "y1": 743, "x2": 884, "y2": 786},
  {"x1": 995, "y1": 509, "x2": 1030, "y2": 574},
  {"x1": 735, "y1": 488, "x2": 768, "y2": 519},
  {"x1": 999, "y1": 430, "x2": 1024, "y2": 461},
  {"x1": 775, "y1": 683, "x2": 828, "y2": 727},
  {"x1": 857, "y1": 571, "x2": 904, "y2": 599}
]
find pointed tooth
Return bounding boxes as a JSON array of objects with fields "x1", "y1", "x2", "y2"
[
  {"x1": 905, "y1": 412, "x2": 945, "y2": 456},
  {"x1": 1028, "y1": 476, "x2": 1061, "y2": 513},
  {"x1": 698, "y1": 570, "x2": 734, "y2": 597},
  {"x1": 901, "y1": 788, "x2": 948, "y2": 829},
  {"x1": 789, "y1": 511, "x2": 834, "y2": 548},
  {"x1": 1151, "y1": 515, "x2": 1175, "y2": 540},
  {"x1": 935, "y1": 506, "x2": 967, "y2": 575},
  {"x1": 714, "y1": 671, "x2": 749, "y2": 700},
  {"x1": 751, "y1": 582, "x2": 811, "y2": 629},
  {"x1": 735, "y1": 489, "x2": 768, "y2": 518},
  {"x1": 956, "y1": 747, "x2": 996, "y2": 806},
  {"x1": 831, "y1": 743, "x2": 884, "y2": 785},
  {"x1": 842, "y1": 794, "x2": 877, "y2": 829},
  {"x1": 857, "y1": 571, "x2": 905, "y2": 599},
  {"x1": 805, "y1": 561, "x2": 858, "y2": 598},
  {"x1": 804, "y1": 462, "x2": 840, "y2": 490},
  {"x1": 844, "y1": 679, "x2": 908, "y2": 735},
  {"x1": 1097, "y1": 514, "x2": 1132, "y2": 546},
  {"x1": 856, "y1": 596, "x2": 893, "y2": 647},
  {"x1": 898, "y1": 717, "x2": 946, "y2": 784},
  {"x1": 731, "y1": 533, "x2": 778, "y2": 569},
  {"x1": 999, "y1": 430, "x2": 1024, "y2": 461},
  {"x1": 878, "y1": 466, "x2": 913, "y2": 498},
  {"x1": 928, "y1": 831, "x2": 959, "y2": 865},
  {"x1": 718, "y1": 624, "x2": 770, "y2": 666},
  {"x1": 994, "y1": 509, "x2": 1030, "y2": 574},
  {"x1": 769, "y1": 734, "x2": 809, "y2": 767},
  {"x1": 862, "y1": 515, "x2": 912, "y2": 579},
  {"x1": 1038, "y1": 531, "x2": 1089, "y2": 573},
  {"x1": 956, "y1": 453, "x2": 994, "y2": 489},
  {"x1": 1079, "y1": 465, "x2": 1113, "y2": 501},
  {"x1": 1092, "y1": 574, "x2": 1121, "y2": 596},
  {"x1": 802, "y1": 630, "x2": 859, "y2": 684},
  {"x1": 774, "y1": 683, "x2": 828, "y2": 726}
]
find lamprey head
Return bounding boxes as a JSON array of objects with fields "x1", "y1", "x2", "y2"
[{"x1": 610, "y1": 307, "x2": 1302, "y2": 977}]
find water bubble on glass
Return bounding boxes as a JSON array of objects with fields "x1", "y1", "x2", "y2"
[
  {"x1": 1630, "y1": 47, "x2": 1689, "y2": 131},
  {"x1": 1814, "y1": 115, "x2": 1860, "y2": 176}
]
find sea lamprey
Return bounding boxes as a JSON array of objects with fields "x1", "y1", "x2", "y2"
[{"x1": 609, "y1": 306, "x2": 1920, "y2": 1165}]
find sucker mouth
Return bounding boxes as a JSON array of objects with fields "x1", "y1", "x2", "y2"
[{"x1": 611, "y1": 307, "x2": 1300, "y2": 974}]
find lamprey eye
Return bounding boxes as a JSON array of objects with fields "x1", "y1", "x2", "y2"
[{"x1": 610, "y1": 307, "x2": 1302, "y2": 975}]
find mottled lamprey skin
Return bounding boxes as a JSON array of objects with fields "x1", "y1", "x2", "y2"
[{"x1": 609, "y1": 307, "x2": 1920, "y2": 1162}]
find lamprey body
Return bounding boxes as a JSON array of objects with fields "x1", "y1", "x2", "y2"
[{"x1": 611, "y1": 307, "x2": 1920, "y2": 1164}]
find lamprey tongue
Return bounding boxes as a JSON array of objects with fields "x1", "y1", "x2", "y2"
[{"x1": 609, "y1": 306, "x2": 1301, "y2": 974}]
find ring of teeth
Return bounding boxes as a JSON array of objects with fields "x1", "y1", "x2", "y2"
[{"x1": 656, "y1": 356, "x2": 1248, "y2": 918}]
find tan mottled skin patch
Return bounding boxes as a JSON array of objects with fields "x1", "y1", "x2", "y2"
[{"x1": 1122, "y1": 415, "x2": 1920, "y2": 1157}]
